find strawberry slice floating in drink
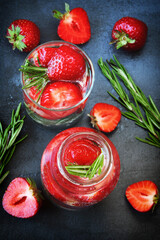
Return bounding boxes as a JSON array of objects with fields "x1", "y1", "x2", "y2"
[{"x1": 40, "y1": 81, "x2": 83, "y2": 120}]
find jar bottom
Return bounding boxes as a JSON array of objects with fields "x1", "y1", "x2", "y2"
[
  {"x1": 42, "y1": 181, "x2": 92, "y2": 211},
  {"x1": 24, "y1": 102, "x2": 84, "y2": 128}
]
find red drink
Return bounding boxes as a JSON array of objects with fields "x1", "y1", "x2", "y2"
[{"x1": 41, "y1": 127, "x2": 120, "y2": 209}]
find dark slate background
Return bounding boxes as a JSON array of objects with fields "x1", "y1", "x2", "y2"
[{"x1": 0, "y1": 0, "x2": 160, "y2": 239}]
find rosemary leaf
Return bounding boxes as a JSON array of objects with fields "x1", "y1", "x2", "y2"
[{"x1": 0, "y1": 171, "x2": 10, "y2": 185}]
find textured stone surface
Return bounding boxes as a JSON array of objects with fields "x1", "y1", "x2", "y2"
[{"x1": 0, "y1": 0, "x2": 160, "y2": 239}]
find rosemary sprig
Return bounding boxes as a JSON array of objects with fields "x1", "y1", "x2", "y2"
[
  {"x1": 20, "y1": 59, "x2": 49, "y2": 102},
  {"x1": 98, "y1": 56, "x2": 160, "y2": 148},
  {"x1": 65, "y1": 153, "x2": 104, "y2": 179},
  {"x1": 0, "y1": 103, "x2": 27, "y2": 184}
]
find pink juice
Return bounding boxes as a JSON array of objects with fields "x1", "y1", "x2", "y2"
[{"x1": 41, "y1": 127, "x2": 120, "y2": 209}]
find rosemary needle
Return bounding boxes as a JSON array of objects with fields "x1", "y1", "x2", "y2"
[
  {"x1": 65, "y1": 153, "x2": 104, "y2": 179},
  {"x1": 20, "y1": 59, "x2": 49, "y2": 102}
]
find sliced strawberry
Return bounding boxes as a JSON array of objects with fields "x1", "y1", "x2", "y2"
[
  {"x1": 64, "y1": 139, "x2": 101, "y2": 166},
  {"x1": 2, "y1": 178, "x2": 42, "y2": 218},
  {"x1": 126, "y1": 180, "x2": 159, "y2": 212},
  {"x1": 53, "y1": 3, "x2": 91, "y2": 44},
  {"x1": 33, "y1": 47, "x2": 57, "y2": 67},
  {"x1": 89, "y1": 103, "x2": 121, "y2": 133},
  {"x1": 40, "y1": 81, "x2": 82, "y2": 109},
  {"x1": 47, "y1": 45, "x2": 86, "y2": 81}
]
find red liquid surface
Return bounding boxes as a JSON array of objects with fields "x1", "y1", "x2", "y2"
[{"x1": 41, "y1": 127, "x2": 120, "y2": 208}]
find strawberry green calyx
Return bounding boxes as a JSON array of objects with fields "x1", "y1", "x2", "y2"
[
  {"x1": 26, "y1": 178, "x2": 44, "y2": 204},
  {"x1": 152, "y1": 192, "x2": 159, "y2": 212},
  {"x1": 6, "y1": 25, "x2": 26, "y2": 51},
  {"x1": 53, "y1": 3, "x2": 70, "y2": 20},
  {"x1": 110, "y1": 30, "x2": 135, "y2": 49},
  {"x1": 88, "y1": 114, "x2": 100, "y2": 131}
]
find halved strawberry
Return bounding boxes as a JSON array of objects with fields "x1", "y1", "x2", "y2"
[
  {"x1": 89, "y1": 103, "x2": 121, "y2": 133},
  {"x1": 126, "y1": 180, "x2": 159, "y2": 212},
  {"x1": 53, "y1": 3, "x2": 91, "y2": 44},
  {"x1": 33, "y1": 47, "x2": 57, "y2": 67},
  {"x1": 2, "y1": 178, "x2": 42, "y2": 218},
  {"x1": 40, "y1": 81, "x2": 82, "y2": 109},
  {"x1": 64, "y1": 139, "x2": 101, "y2": 166}
]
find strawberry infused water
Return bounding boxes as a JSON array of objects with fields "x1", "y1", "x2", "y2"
[
  {"x1": 41, "y1": 127, "x2": 120, "y2": 209},
  {"x1": 20, "y1": 41, "x2": 94, "y2": 127}
]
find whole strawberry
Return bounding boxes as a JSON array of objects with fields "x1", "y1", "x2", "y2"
[
  {"x1": 53, "y1": 3, "x2": 91, "y2": 44},
  {"x1": 2, "y1": 177, "x2": 42, "y2": 218},
  {"x1": 111, "y1": 17, "x2": 148, "y2": 51},
  {"x1": 6, "y1": 19, "x2": 40, "y2": 52},
  {"x1": 47, "y1": 45, "x2": 86, "y2": 81}
]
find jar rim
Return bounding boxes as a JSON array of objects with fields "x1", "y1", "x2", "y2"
[{"x1": 56, "y1": 131, "x2": 113, "y2": 187}]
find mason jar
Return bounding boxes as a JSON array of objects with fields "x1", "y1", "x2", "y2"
[{"x1": 41, "y1": 127, "x2": 120, "y2": 209}]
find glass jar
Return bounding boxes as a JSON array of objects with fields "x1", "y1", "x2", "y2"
[
  {"x1": 20, "y1": 41, "x2": 95, "y2": 127},
  {"x1": 41, "y1": 127, "x2": 120, "y2": 209}
]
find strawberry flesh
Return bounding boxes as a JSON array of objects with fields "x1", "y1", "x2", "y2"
[
  {"x1": 40, "y1": 81, "x2": 82, "y2": 109},
  {"x1": 126, "y1": 180, "x2": 159, "y2": 212},
  {"x1": 64, "y1": 139, "x2": 101, "y2": 166},
  {"x1": 90, "y1": 103, "x2": 121, "y2": 132},
  {"x1": 2, "y1": 178, "x2": 40, "y2": 218}
]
